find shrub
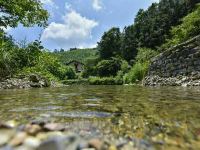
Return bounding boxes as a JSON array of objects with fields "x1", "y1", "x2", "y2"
[
  {"x1": 136, "y1": 48, "x2": 158, "y2": 63},
  {"x1": 124, "y1": 62, "x2": 149, "y2": 84},
  {"x1": 22, "y1": 52, "x2": 77, "y2": 81},
  {"x1": 120, "y1": 60, "x2": 129, "y2": 73},
  {"x1": 96, "y1": 57, "x2": 122, "y2": 77},
  {"x1": 88, "y1": 76, "x2": 123, "y2": 85}
]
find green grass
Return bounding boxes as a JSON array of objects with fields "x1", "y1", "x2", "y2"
[{"x1": 53, "y1": 48, "x2": 98, "y2": 64}]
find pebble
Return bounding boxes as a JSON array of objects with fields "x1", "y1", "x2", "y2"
[{"x1": 44, "y1": 123, "x2": 65, "y2": 131}]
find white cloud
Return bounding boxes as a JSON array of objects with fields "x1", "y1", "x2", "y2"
[
  {"x1": 92, "y1": 0, "x2": 103, "y2": 11},
  {"x1": 41, "y1": 10, "x2": 98, "y2": 49}
]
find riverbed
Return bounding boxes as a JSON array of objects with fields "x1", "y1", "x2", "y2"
[{"x1": 0, "y1": 85, "x2": 200, "y2": 149}]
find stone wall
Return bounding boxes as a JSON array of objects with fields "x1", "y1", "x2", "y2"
[{"x1": 144, "y1": 35, "x2": 200, "y2": 86}]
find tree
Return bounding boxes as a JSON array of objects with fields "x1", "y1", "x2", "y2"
[
  {"x1": 98, "y1": 27, "x2": 121, "y2": 59},
  {"x1": 0, "y1": 0, "x2": 49, "y2": 28},
  {"x1": 121, "y1": 25, "x2": 138, "y2": 62}
]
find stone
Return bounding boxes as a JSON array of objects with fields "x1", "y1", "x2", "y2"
[
  {"x1": 0, "y1": 129, "x2": 15, "y2": 146},
  {"x1": 29, "y1": 74, "x2": 40, "y2": 83},
  {"x1": 25, "y1": 124, "x2": 41, "y2": 136},
  {"x1": 36, "y1": 137, "x2": 65, "y2": 150},
  {"x1": 24, "y1": 137, "x2": 40, "y2": 148},
  {"x1": 9, "y1": 132, "x2": 27, "y2": 146},
  {"x1": 88, "y1": 139, "x2": 103, "y2": 150},
  {"x1": 44, "y1": 123, "x2": 65, "y2": 131}
]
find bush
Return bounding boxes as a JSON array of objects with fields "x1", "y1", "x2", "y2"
[
  {"x1": 96, "y1": 57, "x2": 122, "y2": 77},
  {"x1": 124, "y1": 62, "x2": 149, "y2": 84},
  {"x1": 88, "y1": 76, "x2": 123, "y2": 85},
  {"x1": 22, "y1": 52, "x2": 77, "y2": 81},
  {"x1": 162, "y1": 4, "x2": 200, "y2": 49},
  {"x1": 120, "y1": 60, "x2": 129, "y2": 73},
  {"x1": 81, "y1": 57, "x2": 99, "y2": 78},
  {"x1": 136, "y1": 48, "x2": 158, "y2": 63}
]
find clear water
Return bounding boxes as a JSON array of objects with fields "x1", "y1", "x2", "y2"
[{"x1": 0, "y1": 85, "x2": 200, "y2": 149}]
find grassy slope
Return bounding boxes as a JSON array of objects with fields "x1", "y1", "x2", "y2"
[{"x1": 53, "y1": 48, "x2": 98, "y2": 64}]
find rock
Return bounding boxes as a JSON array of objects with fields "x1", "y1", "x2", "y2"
[
  {"x1": 24, "y1": 124, "x2": 41, "y2": 136},
  {"x1": 0, "y1": 145, "x2": 14, "y2": 150},
  {"x1": 88, "y1": 139, "x2": 103, "y2": 150},
  {"x1": 9, "y1": 132, "x2": 27, "y2": 146},
  {"x1": 44, "y1": 123, "x2": 65, "y2": 131},
  {"x1": 24, "y1": 137, "x2": 40, "y2": 148},
  {"x1": 0, "y1": 129, "x2": 15, "y2": 146},
  {"x1": 29, "y1": 74, "x2": 40, "y2": 83},
  {"x1": 36, "y1": 137, "x2": 65, "y2": 150},
  {"x1": 30, "y1": 83, "x2": 42, "y2": 88}
]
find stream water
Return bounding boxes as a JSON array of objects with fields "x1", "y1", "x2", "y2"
[{"x1": 0, "y1": 85, "x2": 200, "y2": 149}]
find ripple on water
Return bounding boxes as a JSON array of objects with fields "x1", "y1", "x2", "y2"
[
  {"x1": 10, "y1": 106, "x2": 63, "y2": 112},
  {"x1": 85, "y1": 98, "x2": 101, "y2": 102},
  {"x1": 50, "y1": 111, "x2": 112, "y2": 118}
]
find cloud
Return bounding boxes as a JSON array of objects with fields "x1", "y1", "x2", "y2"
[
  {"x1": 92, "y1": 0, "x2": 103, "y2": 11},
  {"x1": 41, "y1": 10, "x2": 98, "y2": 49}
]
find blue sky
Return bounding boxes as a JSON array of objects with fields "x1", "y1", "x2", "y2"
[{"x1": 6, "y1": 0, "x2": 159, "y2": 51}]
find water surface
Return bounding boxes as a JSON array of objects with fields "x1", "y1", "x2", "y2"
[{"x1": 0, "y1": 85, "x2": 200, "y2": 149}]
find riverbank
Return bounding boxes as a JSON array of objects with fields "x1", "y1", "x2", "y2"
[
  {"x1": 144, "y1": 74, "x2": 200, "y2": 87},
  {"x1": 0, "y1": 74, "x2": 63, "y2": 89},
  {"x1": 0, "y1": 121, "x2": 153, "y2": 150}
]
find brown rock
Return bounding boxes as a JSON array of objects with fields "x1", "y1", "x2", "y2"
[
  {"x1": 44, "y1": 123, "x2": 65, "y2": 131},
  {"x1": 88, "y1": 139, "x2": 103, "y2": 150},
  {"x1": 25, "y1": 124, "x2": 41, "y2": 135},
  {"x1": 10, "y1": 132, "x2": 27, "y2": 146}
]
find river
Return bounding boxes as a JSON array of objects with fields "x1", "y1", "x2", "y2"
[{"x1": 0, "y1": 85, "x2": 200, "y2": 149}]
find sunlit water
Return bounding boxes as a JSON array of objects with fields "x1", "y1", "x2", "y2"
[{"x1": 0, "y1": 85, "x2": 200, "y2": 149}]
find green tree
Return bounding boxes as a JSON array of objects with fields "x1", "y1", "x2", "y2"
[
  {"x1": 121, "y1": 25, "x2": 138, "y2": 62},
  {"x1": 96, "y1": 57, "x2": 122, "y2": 77},
  {"x1": 98, "y1": 27, "x2": 121, "y2": 59},
  {"x1": 0, "y1": 0, "x2": 49, "y2": 28}
]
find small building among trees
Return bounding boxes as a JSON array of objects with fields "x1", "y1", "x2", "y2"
[{"x1": 66, "y1": 60, "x2": 85, "y2": 73}]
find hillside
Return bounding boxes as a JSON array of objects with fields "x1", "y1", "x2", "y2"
[{"x1": 53, "y1": 48, "x2": 98, "y2": 64}]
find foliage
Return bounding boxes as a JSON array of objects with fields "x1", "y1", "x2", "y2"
[
  {"x1": 62, "y1": 79, "x2": 88, "y2": 85},
  {"x1": 88, "y1": 76, "x2": 123, "y2": 85},
  {"x1": 81, "y1": 57, "x2": 100, "y2": 78},
  {"x1": 22, "y1": 52, "x2": 77, "y2": 80},
  {"x1": 132, "y1": 0, "x2": 199, "y2": 49},
  {"x1": 120, "y1": 60, "x2": 129, "y2": 74},
  {"x1": 121, "y1": 25, "x2": 138, "y2": 61},
  {"x1": 53, "y1": 48, "x2": 98, "y2": 65},
  {"x1": 96, "y1": 57, "x2": 122, "y2": 77},
  {"x1": 0, "y1": 33, "x2": 17, "y2": 78},
  {"x1": 162, "y1": 4, "x2": 200, "y2": 48},
  {"x1": 135, "y1": 48, "x2": 158, "y2": 63},
  {"x1": 124, "y1": 62, "x2": 149, "y2": 84},
  {"x1": 98, "y1": 27, "x2": 121, "y2": 59},
  {"x1": 0, "y1": 0, "x2": 49, "y2": 28}
]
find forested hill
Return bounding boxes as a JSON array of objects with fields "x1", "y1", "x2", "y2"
[{"x1": 53, "y1": 48, "x2": 98, "y2": 64}]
